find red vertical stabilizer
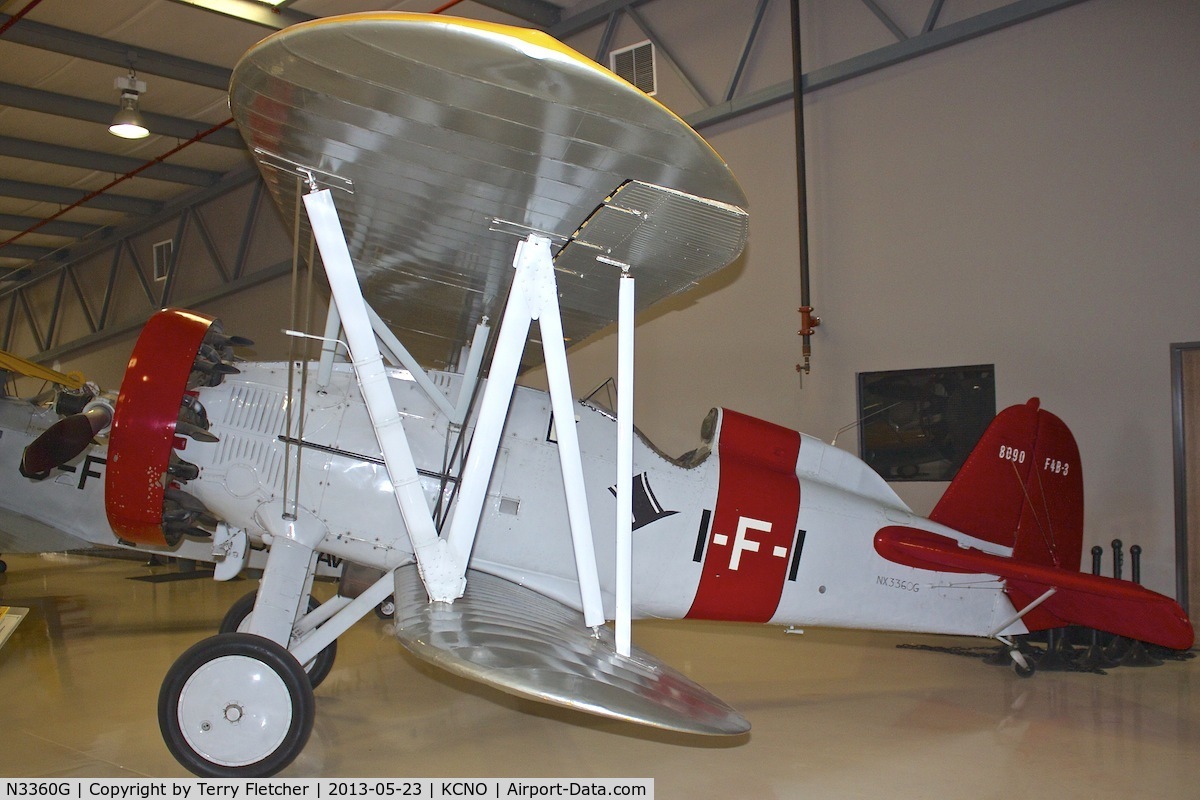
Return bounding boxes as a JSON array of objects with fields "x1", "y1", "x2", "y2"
[{"x1": 929, "y1": 398, "x2": 1083, "y2": 572}]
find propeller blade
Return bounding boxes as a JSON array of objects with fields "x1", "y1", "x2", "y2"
[
  {"x1": 20, "y1": 404, "x2": 113, "y2": 480},
  {"x1": 175, "y1": 421, "x2": 219, "y2": 443}
]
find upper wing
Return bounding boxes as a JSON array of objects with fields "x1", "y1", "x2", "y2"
[
  {"x1": 230, "y1": 13, "x2": 749, "y2": 370},
  {"x1": 875, "y1": 526, "x2": 1194, "y2": 650}
]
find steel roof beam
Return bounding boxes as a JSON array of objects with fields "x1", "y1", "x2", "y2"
[
  {"x1": 686, "y1": 0, "x2": 1092, "y2": 130},
  {"x1": 0, "y1": 82, "x2": 245, "y2": 149},
  {"x1": 0, "y1": 166, "x2": 257, "y2": 293},
  {"x1": 162, "y1": 0, "x2": 315, "y2": 30},
  {"x1": 0, "y1": 13, "x2": 232, "y2": 90},
  {"x1": 0, "y1": 136, "x2": 223, "y2": 186},
  {"x1": 475, "y1": 0, "x2": 562, "y2": 27},
  {"x1": 165, "y1": 0, "x2": 562, "y2": 31},
  {"x1": 0, "y1": 178, "x2": 162, "y2": 215},
  {"x1": 0, "y1": 243, "x2": 56, "y2": 261},
  {"x1": 551, "y1": 0, "x2": 648, "y2": 38},
  {"x1": 0, "y1": 213, "x2": 103, "y2": 239}
]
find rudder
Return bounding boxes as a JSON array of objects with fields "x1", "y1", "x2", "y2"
[{"x1": 929, "y1": 398, "x2": 1083, "y2": 571}]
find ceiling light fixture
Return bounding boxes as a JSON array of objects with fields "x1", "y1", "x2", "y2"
[{"x1": 109, "y1": 69, "x2": 149, "y2": 139}]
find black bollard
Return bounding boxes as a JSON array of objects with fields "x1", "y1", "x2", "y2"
[
  {"x1": 1038, "y1": 625, "x2": 1078, "y2": 671},
  {"x1": 1104, "y1": 539, "x2": 1134, "y2": 660},
  {"x1": 1078, "y1": 545, "x2": 1118, "y2": 670},
  {"x1": 1117, "y1": 543, "x2": 1162, "y2": 667}
]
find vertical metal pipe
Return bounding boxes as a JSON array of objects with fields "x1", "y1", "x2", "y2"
[
  {"x1": 1171, "y1": 343, "x2": 1190, "y2": 610},
  {"x1": 282, "y1": 177, "x2": 302, "y2": 521},
  {"x1": 790, "y1": 0, "x2": 815, "y2": 373}
]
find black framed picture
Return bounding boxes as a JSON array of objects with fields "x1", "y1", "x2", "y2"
[{"x1": 857, "y1": 364, "x2": 996, "y2": 482}]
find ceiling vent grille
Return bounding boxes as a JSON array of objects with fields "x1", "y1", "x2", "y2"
[
  {"x1": 610, "y1": 41, "x2": 656, "y2": 96},
  {"x1": 152, "y1": 239, "x2": 174, "y2": 282}
]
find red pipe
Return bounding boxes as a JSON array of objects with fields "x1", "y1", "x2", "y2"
[{"x1": 0, "y1": 0, "x2": 46, "y2": 37}]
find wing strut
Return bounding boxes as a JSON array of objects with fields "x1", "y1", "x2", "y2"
[
  {"x1": 442, "y1": 234, "x2": 606, "y2": 628},
  {"x1": 615, "y1": 270, "x2": 635, "y2": 656},
  {"x1": 303, "y1": 188, "x2": 465, "y2": 601},
  {"x1": 311, "y1": 294, "x2": 490, "y2": 427},
  {"x1": 304, "y1": 187, "x2": 613, "y2": 627}
]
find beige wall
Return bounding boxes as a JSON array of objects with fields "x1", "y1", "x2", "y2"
[{"x1": 528, "y1": 0, "x2": 1200, "y2": 595}]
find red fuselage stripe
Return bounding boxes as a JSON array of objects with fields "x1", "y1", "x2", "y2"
[{"x1": 686, "y1": 409, "x2": 801, "y2": 623}]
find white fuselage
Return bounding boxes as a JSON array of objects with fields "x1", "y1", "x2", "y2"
[{"x1": 167, "y1": 361, "x2": 1025, "y2": 639}]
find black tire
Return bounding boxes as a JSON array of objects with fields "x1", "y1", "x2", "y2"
[
  {"x1": 220, "y1": 590, "x2": 337, "y2": 690},
  {"x1": 0, "y1": 558, "x2": 7, "y2": 574},
  {"x1": 159, "y1": 632, "x2": 314, "y2": 778}
]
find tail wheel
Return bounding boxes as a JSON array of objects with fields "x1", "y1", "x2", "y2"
[
  {"x1": 1010, "y1": 648, "x2": 1036, "y2": 678},
  {"x1": 374, "y1": 595, "x2": 396, "y2": 620},
  {"x1": 159, "y1": 633, "x2": 314, "y2": 778},
  {"x1": 219, "y1": 591, "x2": 337, "y2": 689}
]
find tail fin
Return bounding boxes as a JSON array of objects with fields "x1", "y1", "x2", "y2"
[{"x1": 929, "y1": 398, "x2": 1083, "y2": 572}]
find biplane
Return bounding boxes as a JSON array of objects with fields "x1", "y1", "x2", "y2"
[{"x1": 13, "y1": 13, "x2": 1192, "y2": 778}]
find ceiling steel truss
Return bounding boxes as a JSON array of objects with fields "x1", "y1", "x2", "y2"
[
  {"x1": 0, "y1": 0, "x2": 1091, "y2": 364},
  {"x1": 1, "y1": 168, "x2": 292, "y2": 362}
]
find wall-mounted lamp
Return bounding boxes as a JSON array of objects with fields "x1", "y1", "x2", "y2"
[{"x1": 109, "y1": 70, "x2": 149, "y2": 139}]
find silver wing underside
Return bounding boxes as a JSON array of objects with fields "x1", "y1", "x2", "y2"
[
  {"x1": 392, "y1": 565, "x2": 750, "y2": 736},
  {"x1": 230, "y1": 13, "x2": 749, "y2": 370}
]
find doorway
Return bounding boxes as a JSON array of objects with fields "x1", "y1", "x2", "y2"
[{"x1": 1171, "y1": 342, "x2": 1200, "y2": 639}]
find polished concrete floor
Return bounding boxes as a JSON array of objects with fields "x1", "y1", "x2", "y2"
[{"x1": 1, "y1": 551, "x2": 1197, "y2": 798}]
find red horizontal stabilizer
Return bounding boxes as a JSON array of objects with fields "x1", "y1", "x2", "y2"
[{"x1": 875, "y1": 526, "x2": 1194, "y2": 650}]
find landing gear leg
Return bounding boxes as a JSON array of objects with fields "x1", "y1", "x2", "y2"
[
  {"x1": 220, "y1": 590, "x2": 337, "y2": 689},
  {"x1": 159, "y1": 632, "x2": 314, "y2": 777}
]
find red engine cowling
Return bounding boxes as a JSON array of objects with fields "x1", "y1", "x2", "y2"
[{"x1": 105, "y1": 308, "x2": 230, "y2": 546}]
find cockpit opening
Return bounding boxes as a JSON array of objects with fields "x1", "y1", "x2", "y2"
[{"x1": 580, "y1": 377, "x2": 714, "y2": 469}]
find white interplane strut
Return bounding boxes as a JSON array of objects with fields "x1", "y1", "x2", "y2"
[
  {"x1": 305, "y1": 189, "x2": 606, "y2": 624},
  {"x1": 444, "y1": 234, "x2": 605, "y2": 628},
  {"x1": 615, "y1": 271, "x2": 635, "y2": 656},
  {"x1": 303, "y1": 189, "x2": 465, "y2": 601}
]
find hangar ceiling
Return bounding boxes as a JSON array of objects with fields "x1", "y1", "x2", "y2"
[{"x1": 0, "y1": 0, "x2": 1087, "y2": 361}]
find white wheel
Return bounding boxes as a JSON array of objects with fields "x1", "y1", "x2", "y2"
[{"x1": 160, "y1": 633, "x2": 314, "y2": 777}]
